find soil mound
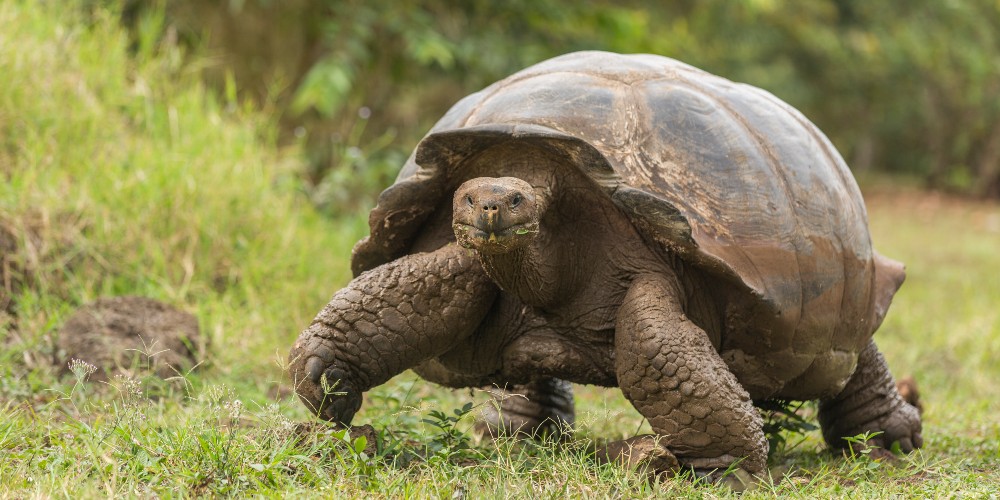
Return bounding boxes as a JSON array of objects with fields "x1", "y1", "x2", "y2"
[{"x1": 58, "y1": 296, "x2": 203, "y2": 380}]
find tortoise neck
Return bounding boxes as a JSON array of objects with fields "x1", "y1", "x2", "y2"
[{"x1": 477, "y1": 244, "x2": 559, "y2": 307}]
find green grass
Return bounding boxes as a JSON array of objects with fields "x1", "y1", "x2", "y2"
[{"x1": 1, "y1": 1, "x2": 999, "y2": 497}]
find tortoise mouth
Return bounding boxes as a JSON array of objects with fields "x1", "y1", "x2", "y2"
[{"x1": 453, "y1": 222, "x2": 538, "y2": 253}]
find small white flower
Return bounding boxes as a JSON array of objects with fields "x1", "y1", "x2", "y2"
[
  {"x1": 224, "y1": 399, "x2": 244, "y2": 420},
  {"x1": 68, "y1": 358, "x2": 97, "y2": 382},
  {"x1": 112, "y1": 374, "x2": 143, "y2": 406}
]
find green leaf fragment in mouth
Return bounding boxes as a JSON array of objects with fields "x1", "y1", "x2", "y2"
[{"x1": 515, "y1": 228, "x2": 531, "y2": 235}]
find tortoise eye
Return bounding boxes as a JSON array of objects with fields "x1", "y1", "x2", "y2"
[
  {"x1": 465, "y1": 195, "x2": 474, "y2": 206},
  {"x1": 510, "y1": 194, "x2": 522, "y2": 207}
]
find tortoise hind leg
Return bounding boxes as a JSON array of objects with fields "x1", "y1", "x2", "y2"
[
  {"x1": 477, "y1": 378, "x2": 575, "y2": 439},
  {"x1": 612, "y1": 274, "x2": 767, "y2": 476},
  {"x1": 818, "y1": 339, "x2": 923, "y2": 453}
]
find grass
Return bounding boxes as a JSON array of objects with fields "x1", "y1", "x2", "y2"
[{"x1": 1, "y1": 1, "x2": 998, "y2": 497}]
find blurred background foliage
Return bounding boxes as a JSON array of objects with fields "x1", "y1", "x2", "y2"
[{"x1": 124, "y1": 0, "x2": 1000, "y2": 211}]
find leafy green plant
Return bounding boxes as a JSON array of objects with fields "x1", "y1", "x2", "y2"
[
  {"x1": 421, "y1": 401, "x2": 477, "y2": 462},
  {"x1": 843, "y1": 431, "x2": 885, "y2": 461},
  {"x1": 758, "y1": 399, "x2": 819, "y2": 458},
  {"x1": 838, "y1": 431, "x2": 892, "y2": 484}
]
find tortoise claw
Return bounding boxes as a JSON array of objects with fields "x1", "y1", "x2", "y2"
[{"x1": 305, "y1": 356, "x2": 326, "y2": 383}]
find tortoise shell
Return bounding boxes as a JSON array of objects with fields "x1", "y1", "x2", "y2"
[{"x1": 351, "y1": 51, "x2": 904, "y2": 399}]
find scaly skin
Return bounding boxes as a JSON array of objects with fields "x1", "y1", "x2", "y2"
[
  {"x1": 615, "y1": 274, "x2": 768, "y2": 474},
  {"x1": 288, "y1": 244, "x2": 497, "y2": 424},
  {"x1": 818, "y1": 339, "x2": 923, "y2": 453}
]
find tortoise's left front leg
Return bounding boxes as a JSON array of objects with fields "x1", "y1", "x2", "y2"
[
  {"x1": 613, "y1": 274, "x2": 768, "y2": 476},
  {"x1": 289, "y1": 244, "x2": 498, "y2": 424}
]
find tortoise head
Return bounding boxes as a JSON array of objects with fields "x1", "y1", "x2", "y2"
[{"x1": 453, "y1": 177, "x2": 540, "y2": 255}]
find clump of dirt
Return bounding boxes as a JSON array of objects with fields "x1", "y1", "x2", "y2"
[{"x1": 57, "y1": 296, "x2": 204, "y2": 381}]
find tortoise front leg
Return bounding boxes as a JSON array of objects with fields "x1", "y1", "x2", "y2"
[
  {"x1": 613, "y1": 274, "x2": 768, "y2": 476},
  {"x1": 289, "y1": 244, "x2": 498, "y2": 424}
]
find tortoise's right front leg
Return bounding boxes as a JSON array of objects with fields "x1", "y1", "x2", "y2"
[{"x1": 289, "y1": 244, "x2": 498, "y2": 424}]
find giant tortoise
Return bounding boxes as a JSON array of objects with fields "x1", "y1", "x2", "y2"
[{"x1": 289, "y1": 51, "x2": 922, "y2": 476}]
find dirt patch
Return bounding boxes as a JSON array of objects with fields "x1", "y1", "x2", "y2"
[{"x1": 57, "y1": 296, "x2": 204, "y2": 381}]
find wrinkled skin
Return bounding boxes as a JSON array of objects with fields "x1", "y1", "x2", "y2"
[{"x1": 288, "y1": 144, "x2": 921, "y2": 478}]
